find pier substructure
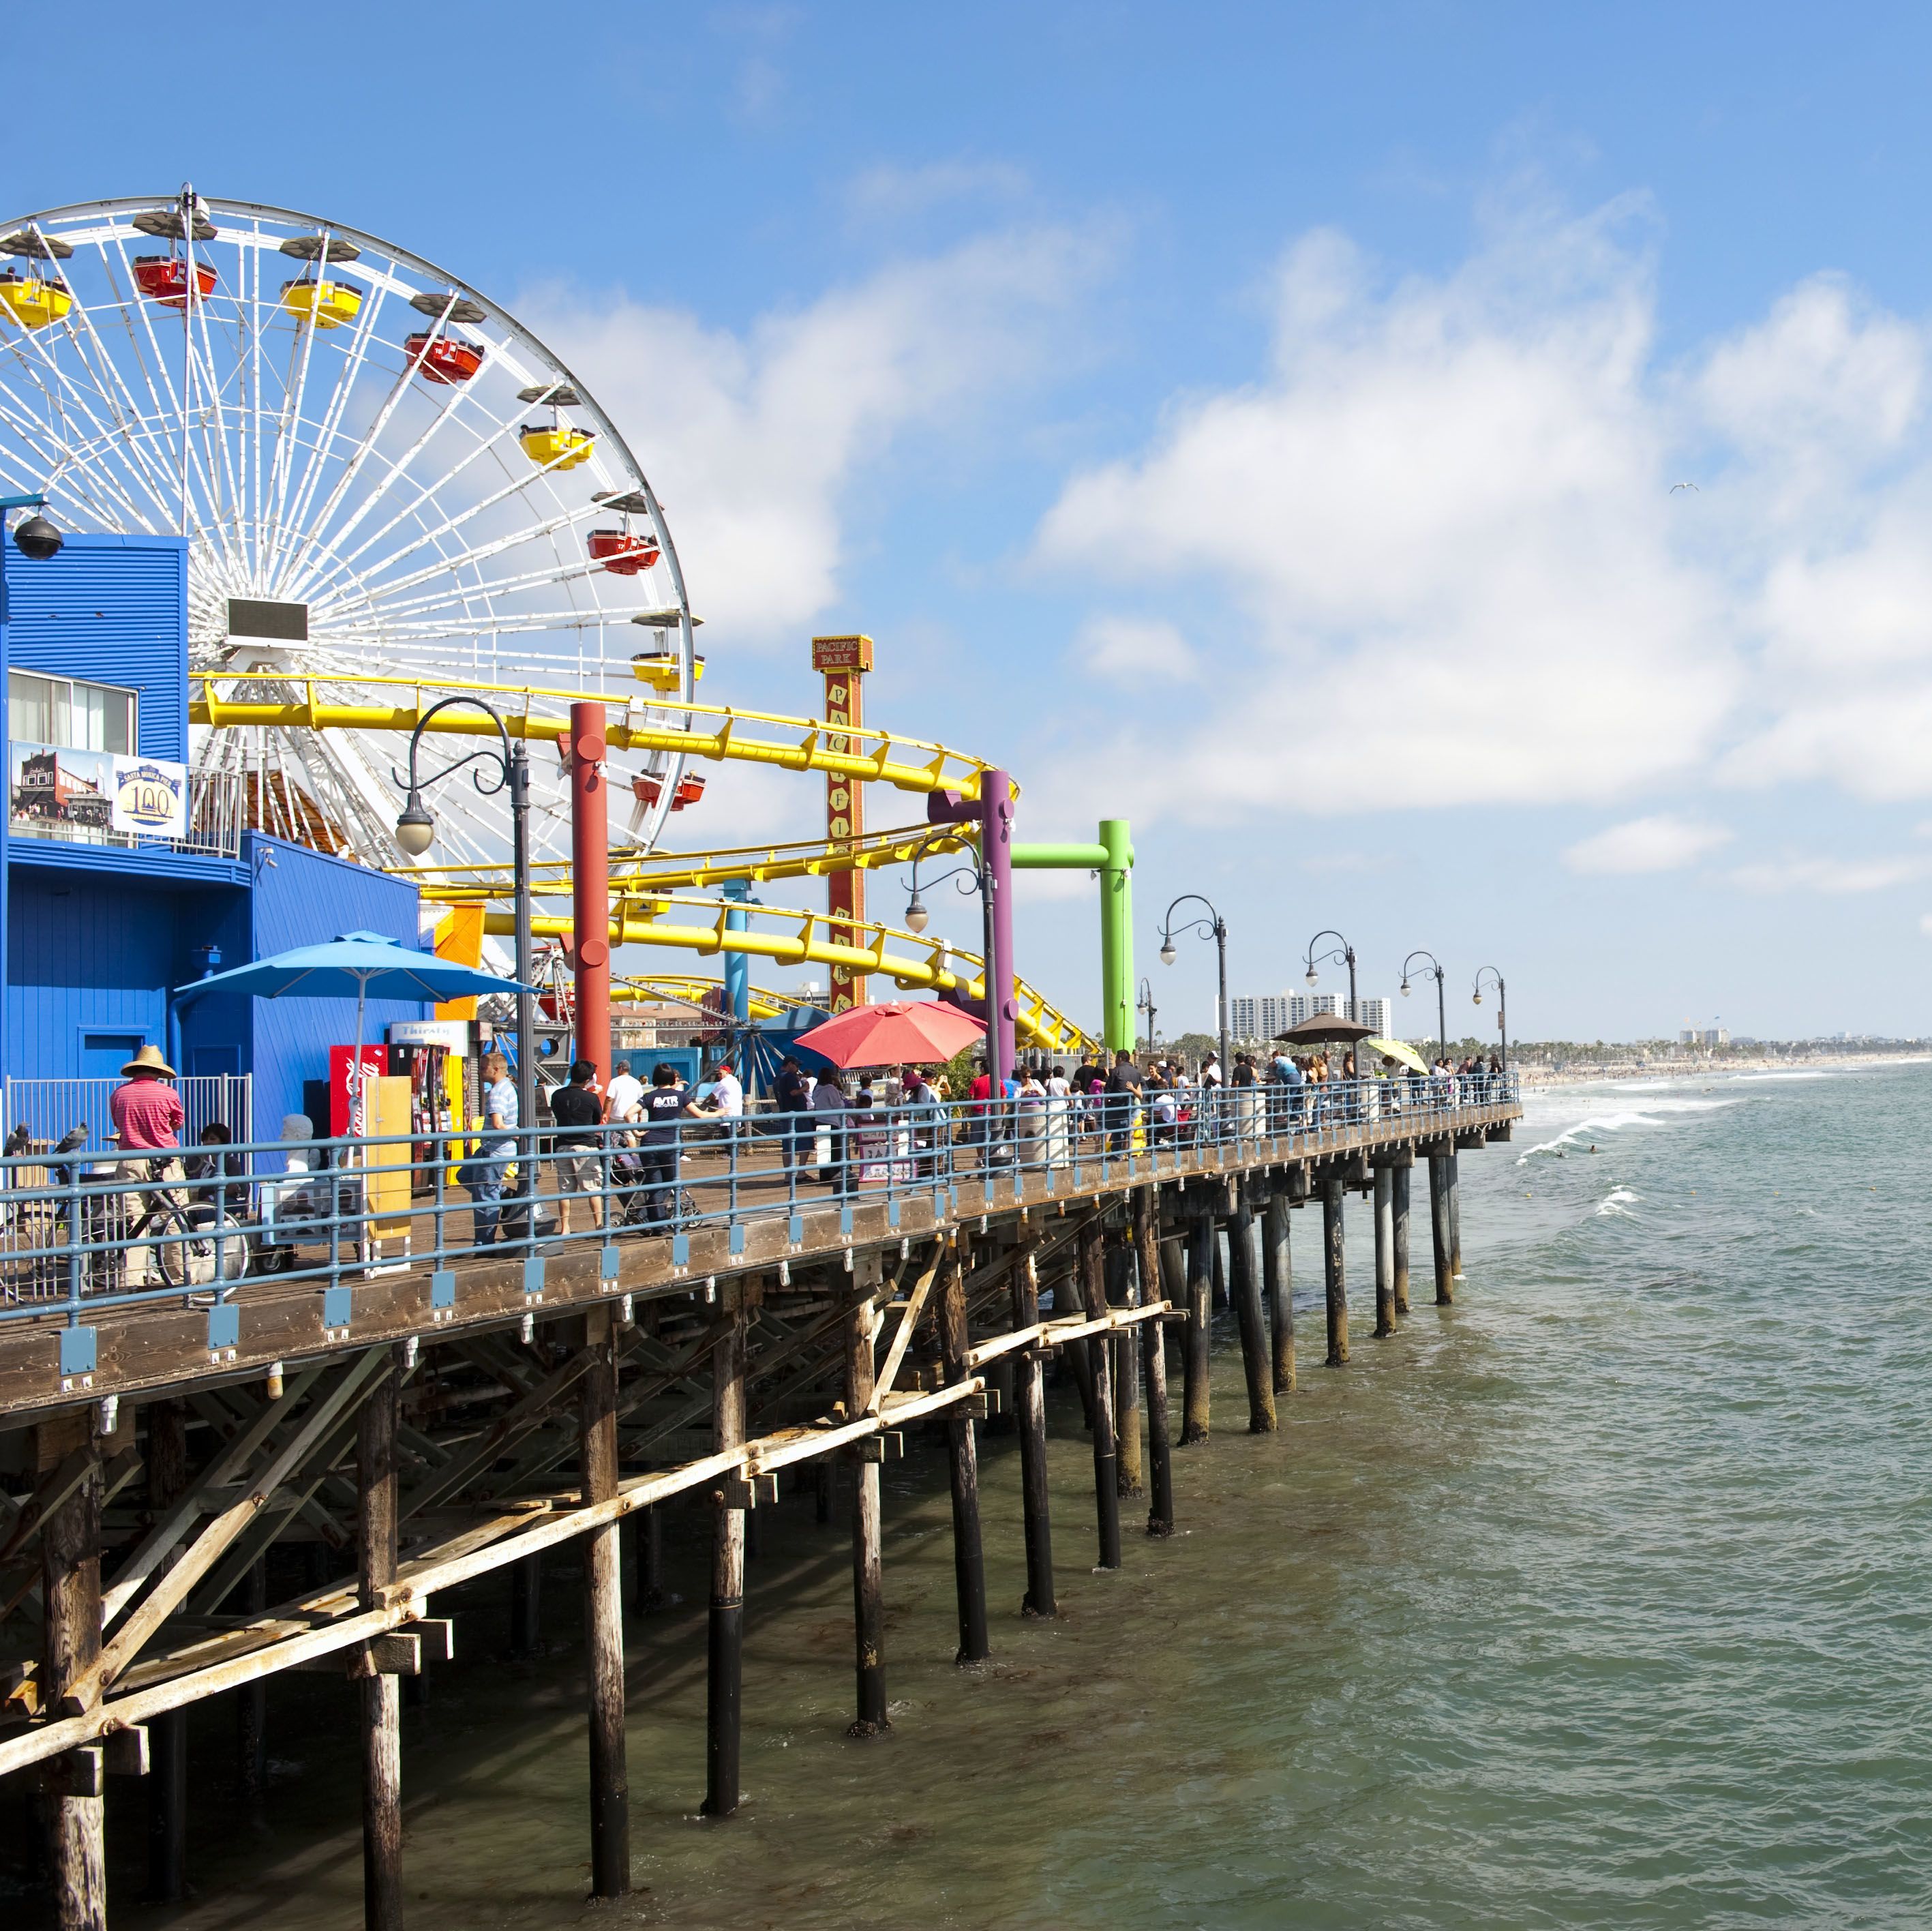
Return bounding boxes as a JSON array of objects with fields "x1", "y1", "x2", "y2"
[
  {"x1": 1181, "y1": 1208, "x2": 1213, "y2": 1444},
  {"x1": 937, "y1": 1243, "x2": 991, "y2": 1664},
  {"x1": 1110, "y1": 1241, "x2": 1143, "y2": 1498},
  {"x1": 1078, "y1": 1216, "x2": 1122, "y2": 1569},
  {"x1": 1134, "y1": 1188, "x2": 1175, "y2": 1537},
  {"x1": 1230, "y1": 1183, "x2": 1276, "y2": 1432},
  {"x1": 580, "y1": 1306, "x2": 630, "y2": 1898},
  {"x1": 845, "y1": 1293, "x2": 891, "y2": 1727},
  {"x1": 703, "y1": 1293, "x2": 748, "y2": 1818},
  {"x1": 144, "y1": 1398, "x2": 188, "y2": 1904},
  {"x1": 1323, "y1": 1175, "x2": 1348, "y2": 1366},
  {"x1": 1373, "y1": 1167, "x2": 1397, "y2": 1339},
  {"x1": 358, "y1": 1351, "x2": 403, "y2": 1931},
  {"x1": 1392, "y1": 1163, "x2": 1412, "y2": 1317},
  {"x1": 1010, "y1": 1240, "x2": 1058, "y2": 1614},
  {"x1": 1448, "y1": 1150, "x2": 1464, "y2": 1281},
  {"x1": 41, "y1": 1412, "x2": 106, "y2": 1931},
  {"x1": 1263, "y1": 1187, "x2": 1295, "y2": 1396},
  {"x1": 1429, "y1": 1150, "x2": 1455, "y2": 1305}
]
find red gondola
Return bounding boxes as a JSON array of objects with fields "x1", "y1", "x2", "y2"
[
  {"x1": 631, "y1": 771, "x2": 707, "y2": 811},
  {"x1": 588, "y1": 526, "x2": 661, "y2": 575},
  {"x1": 402, "y1": 331, "x2": 484, "y2": 385},
  {"x1": 132, "y1": 255, "x2": 217, "y2": 310}
]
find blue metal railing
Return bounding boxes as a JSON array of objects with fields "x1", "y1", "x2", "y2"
[{"x1": 0, "y1": 1072, "x2": 1520, "y2": 1362}]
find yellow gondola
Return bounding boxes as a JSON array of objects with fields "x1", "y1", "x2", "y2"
[
  {"x1": 280, "y1": 278, "x2": 364, "y2": 329},
  {"x1": 632, "y1": 652, "x2": 704, "y2": 691},
  {"x1": 519, "y1": 423, "x2": 596, "y2": 470},
  {"x1": 0, "y1": 273, "x2": 73, "y2": 330}
]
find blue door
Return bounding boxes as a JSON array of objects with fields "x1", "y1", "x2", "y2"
[{"x1": 80, "y1": 1032, "x2": 144, "y2": 1079}]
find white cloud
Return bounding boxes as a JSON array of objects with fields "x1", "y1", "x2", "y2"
[
  {"x1": 1034, "y1": 209, "x2": 1740, "y2": 818},
  {"x1": 1076, "y1": 615, "x2": 1199, "y2": 680},
  {"x1": 522, "y1": 225, "x2": 1102, "y2": 646},
  {"x1": 1564, "y1": 815, "x2": 1733, "y2": 875},
  {"x1": 1729, "y1": 854, "x2": 1929, "y2": 894},
  {"x1": 846, "y1": 160, "x2": 1031, "y2": 221}
]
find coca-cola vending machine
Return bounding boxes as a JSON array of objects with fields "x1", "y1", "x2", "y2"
[{"x1": 327, "y1": 1045, "x2": 389, "y2": 1137}]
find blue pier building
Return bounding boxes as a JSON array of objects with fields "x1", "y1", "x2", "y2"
[{"x1": 0, "y1": 532, "x2": 422, "y2": 1141}]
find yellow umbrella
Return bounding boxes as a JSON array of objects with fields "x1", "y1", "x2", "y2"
[{"x1": 1365, "y1": 1036, "x2": 1428, "y2": 1074}]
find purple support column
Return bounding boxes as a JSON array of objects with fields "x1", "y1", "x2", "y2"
[{"x1": 983, "y1": 768, "x2": 1016, "y2": 1091}]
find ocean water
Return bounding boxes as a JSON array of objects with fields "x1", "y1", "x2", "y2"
[{"x1": 102, "y1": 1061, "x2": 1932, "y2": 1929}]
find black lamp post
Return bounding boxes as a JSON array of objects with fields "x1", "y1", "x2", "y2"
[
  {"x1": 1159, "y1": 894, "x2": 1229, "y2": 1089},
  {"x1": 393, "y1": 697, "x2": 535, "y2": 1152},
  {"x1": 1303, "y1": 929, "x2": 1358, "y2": 1024},
  {"x1": 1473, "y1": 966, "x2": 1507, "y2": 1073},
  {"x1": 1400, "y1": 950, "x2": 1448, "y2": 1064},
  {"x1": 1137, "y1": 975, "x2": 1158, "y2": 1053},
  {"x1": 903, "y1": 830, "x2": 992, "y2": 1045}
]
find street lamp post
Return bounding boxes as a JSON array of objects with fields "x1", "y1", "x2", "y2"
[
  {"x1": 394, "y1": 697, "x2": 536, "y2": 1154},
  {"x1": 1137, "y1": 976, "x2": 1158, "y2": 1053},
  {"x1": 1158, "y1": 894, "x2": 1229, "y2": 1090},
  {"x1": 1399, "y1": 950, "x2": 1448, "y2": 1064},
  {"x1": 903, "y1": 830, "x2": 994, "y2": 1055},
  {"x1": 1303, "y1": 929, "x2": 1358, "y2": 1026},
  {"x1": 1473, "y1": 967, "x2": 1507, "y2": 1074}
]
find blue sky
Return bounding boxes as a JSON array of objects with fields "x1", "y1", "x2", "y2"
[{"x1": 17, "y1": 2, "x2": 1932, "y2": 1041}]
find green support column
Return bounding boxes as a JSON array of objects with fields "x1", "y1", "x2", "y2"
[{"x1": 1010, "y1": 820, "x2": 1135, "y2": 1053}]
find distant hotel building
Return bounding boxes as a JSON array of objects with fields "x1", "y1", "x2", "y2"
[
  {"x1": 1231, "y1": 991, "x2": 1393, "y2": 1043},
  {"x1": 1680, "y1": 1026, "x2": 1729, "y2": 1047}
]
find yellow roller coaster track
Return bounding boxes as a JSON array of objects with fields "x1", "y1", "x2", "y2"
[
  {"x1": 408, "y1": 822, "x2": 971, "y2": 899},
  {"x1": 191, "y1": 672, "x2": 993, "y2": 800},
  {"x1": 611, "y1": 976, "x2": 807, "y2": 1022},
  {"x1": 489, "y1": 893, "x2": 1099, "y2": 1058}
]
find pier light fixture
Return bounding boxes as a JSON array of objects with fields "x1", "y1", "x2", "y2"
[
  {"x1": 393, "y1": 695, "x2": 536, "y2": 1210},
  {"x1": 1400, "y1": 950, "x2": 1449, "y2": 1064},
  {"x1": 1303, "y1": 930, "x2": 1358, "y2": 1021},
  {"x1": 1158, "y1": 894, "x2": 1231, "y2": 1092},
  {"x1": 1473, "y1": 966, "x2": 1507, "y2": 1074},
  {"x1": 901, "y1": 829, "x2": 991, "y2": 1015}
]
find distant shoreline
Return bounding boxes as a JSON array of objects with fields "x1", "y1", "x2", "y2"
[{"x1": 1518, "y1": 1053, "x2": 1932, "y2": 1088}]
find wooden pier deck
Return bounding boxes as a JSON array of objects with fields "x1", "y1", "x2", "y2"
[{"x1": 0, "y1": 1090, "x2": 1518, "y2": 1925}]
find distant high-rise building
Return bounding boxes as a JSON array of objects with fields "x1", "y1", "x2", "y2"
[
  {"x1": 1230, "y1": 991, "x2": 1392, "y2": 1043},
  {"x1": 1680, "y1": 1026, "x2": 1729, "y2": 1048}
]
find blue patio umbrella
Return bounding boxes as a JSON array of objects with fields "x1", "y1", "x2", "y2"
[{"x1": 175, "y1": 931, "x2": 536, "y2": 1132}]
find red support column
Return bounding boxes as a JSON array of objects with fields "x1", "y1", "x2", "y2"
[{"x1": 570, "y1": 702, "x2": 611, "y2": 1082}]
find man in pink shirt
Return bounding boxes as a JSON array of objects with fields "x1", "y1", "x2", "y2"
[{"x1": 111, "y1": 1045, "x2": 187, "y2": 1283}]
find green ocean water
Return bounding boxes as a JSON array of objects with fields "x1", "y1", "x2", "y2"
[{"x1": 100, "y1": 1061, "x2": 1932, "y2": 1930}]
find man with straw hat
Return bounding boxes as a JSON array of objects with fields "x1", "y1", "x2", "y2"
[{"x1": 111, "y1": 1044, "x2": 186, "y2": 1285}]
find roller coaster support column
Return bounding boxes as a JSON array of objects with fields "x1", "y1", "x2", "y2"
[
  {"x1": 926, "y1": 770, "x2": 1017, "y2": 1088},
  {"x1": 722, "y1": 881, "x2": 752, "y2": 1032},
  {"x1": 570, "y1": 703, "x2": 611, "y2": 1084},
  {"x1": 1010, "y1": 820, "x2": 1136, "y2": 1053}
]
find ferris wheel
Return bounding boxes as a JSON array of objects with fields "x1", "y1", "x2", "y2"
[{"x1": 0, "y1": 185, "x2": 700, "y2": 865}]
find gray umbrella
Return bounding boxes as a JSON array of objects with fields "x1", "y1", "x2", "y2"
[{"x1": 1273, "y1": 1013, "x2": 1375, "y2": 1045}]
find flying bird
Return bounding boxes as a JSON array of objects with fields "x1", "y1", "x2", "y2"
[{"x1": 1670, "y1": 481, "x2": 1700, "y2": 493}]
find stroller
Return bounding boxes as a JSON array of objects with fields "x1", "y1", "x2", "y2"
[{"x1": 607, "y1": 1146, "x2": 696, "y2": 1229}]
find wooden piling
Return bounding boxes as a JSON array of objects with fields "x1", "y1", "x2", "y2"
[
  {"x1": 703, "y1": 1291, "x2": 747, "y2": 1818},
  {"x1": 1078, "y1": 1217, "x2": 1122, "y2": 1569},
  {"x1": 145, "y1": 1398, "x2": 189, "y2": 1902},
  {"x1": 509, "y1": 1554, "x2": 541, "y2": 1658},
  {"x1": 1323, "y1": 1174, "x2": 1348, "y2": 1366},
  {"x1": 1263, "y1": 1188, "x2": 1295, "y2": 1395},
  {"x1": 1374, "y1": 1168, "x2": 1396, "y2": 1338},
  {"x1": 844, "y1": 1295, "x2": 892, "y2": 1728},
  {"x1": 1447, "y1": 1149, "x2": 1464, "y2": 1281},
  {"x1": 633, "y1": 1505, "x2": 665, "y2": 1615},
  {"x1": 40, "y1": 1413, "x2": 106, "y2": 1931},
  {"x1": 1392, "y1": 1163, "x2": 1412, "y2": 1317},
  {"x1": 1111, "y1": 1242, "x2": 1144, "y2": 1497},
  {"x1": 357, "y1": 1353, "x2": 403, "y2": 1931},
  {"x1": 1230, "y1": 1186, "x2": 1276, "y2": 1432},
  {"x1": 1180, "y1": 1210, "x2": 1213, "y2": 1445},
  {"x1": 1009, "y1": 1242, "x2": 1058, "y2": 1616},
  {"x1": 936, "y1": 1244, "x2": 992, "y2": 1663},
  {"x1": 579, "y1": 1306, "x2": 630, "y2": 1898},
  {"x1": 1134, "y1": 1190, "x2": 1175, "y2": 1538},
  {"x1": 1429, "y1": 1152, "x2": 1454, "y2": 1305},
  {"x1": 237, "y1": 1558, "x2": 267, "y2": 1805}
]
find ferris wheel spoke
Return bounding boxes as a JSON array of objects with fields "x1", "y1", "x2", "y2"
[
  {"x1": 272, "y1": 275, "x2": 395, "y2": 597},
  {"x1": 262, "y1": 272, "x2": 329, "y2": 588},
  {"x1": 0, "y1": 389, "x2": 166, "y2": 535},
  {"x1": 294, "y1": 402, "x2": 546, "y2": 605},
  {"x1": 308, "y1": 500, "x2": 609, "y2": 618}
]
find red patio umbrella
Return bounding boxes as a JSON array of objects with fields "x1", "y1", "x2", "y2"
[{"x1": 794, "y1": 1001, "x2": 986, "y2": 1069}]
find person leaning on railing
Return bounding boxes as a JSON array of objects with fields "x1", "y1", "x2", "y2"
[
  {"x1": 547, "y1": 1059, "x2": 605, "y2": 1236},
  {"x1": 637, "y1": 1062, "x2": 701, "y2": 1225},
  {"x1": 462, "y1": 1051, "x2": 517, "y2": 1246}
]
